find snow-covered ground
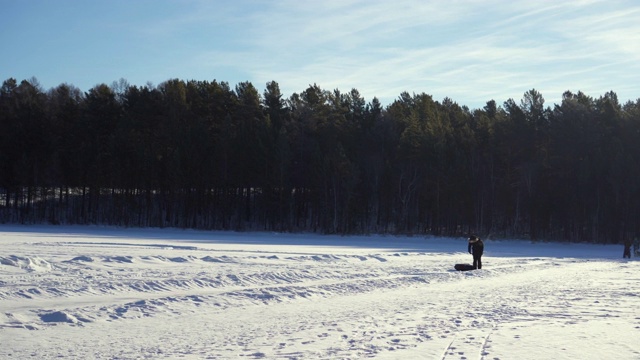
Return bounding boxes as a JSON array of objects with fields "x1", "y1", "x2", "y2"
[{"x1": 1, "y1": 225, "x2": 639, "y2": 359}]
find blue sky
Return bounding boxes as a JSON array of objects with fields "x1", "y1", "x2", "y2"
[{"x1": 1, "y1": 0, "x2": 639, "y2": 109}]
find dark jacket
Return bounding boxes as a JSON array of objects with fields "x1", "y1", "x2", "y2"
[{"x1": 468, "y1": 239, "x2": 484, "y2": 256}]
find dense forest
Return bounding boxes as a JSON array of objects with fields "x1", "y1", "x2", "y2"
[{"x1": 1, "y1": 77, "x2": 639, "y2": 243}]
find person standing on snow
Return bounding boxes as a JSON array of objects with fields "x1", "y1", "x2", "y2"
[
  {"x1": 468, "y1": 235, "x2": 484, "y2": 269},
  {"x1": 623, "y1": 238, "x2": 632, "y2": 259}
]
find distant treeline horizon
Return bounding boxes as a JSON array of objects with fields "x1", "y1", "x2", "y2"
[{"x1": 1, "y1": 77, "x2": 639, "y2": 243}]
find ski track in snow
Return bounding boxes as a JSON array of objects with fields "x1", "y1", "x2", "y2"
[{"x1": 1, "y1": 226, "x2": 640, "y2": 359}]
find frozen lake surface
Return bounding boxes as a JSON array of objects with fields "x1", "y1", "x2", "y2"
[{"x1": 1, "y1": 225, "x2": 639, "y2": 359}]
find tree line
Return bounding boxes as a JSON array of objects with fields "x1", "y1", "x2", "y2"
[{"x1": 1, "y1": 77, "x2": 639, "y2": 243}]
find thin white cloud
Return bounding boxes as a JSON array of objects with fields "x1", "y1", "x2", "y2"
[
  {"x1": 195, "y1": 0, "x2": 633, "y2": 108},
  {"x1": 20, "y1": 0, "x2": 633, "y2": 109}
]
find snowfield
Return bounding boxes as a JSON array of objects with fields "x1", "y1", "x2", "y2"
[{"x1": 1, "y1": 226, "x2": 639, "y2": 359}]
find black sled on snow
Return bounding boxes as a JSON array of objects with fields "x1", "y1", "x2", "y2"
[{"x1": 454, "y1": 263, "x2": 475, "y2": 271}]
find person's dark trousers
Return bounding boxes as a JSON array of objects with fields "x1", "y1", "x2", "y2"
[{"x1": 473, "y1": 255, "x2": 482, "y2": 269}]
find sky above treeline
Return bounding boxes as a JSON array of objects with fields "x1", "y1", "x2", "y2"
[{"x1": 1, "y1": 0, "x2": 639, "y2": 109}]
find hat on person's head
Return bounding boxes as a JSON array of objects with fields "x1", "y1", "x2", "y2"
[{"x1": 468, "y1": 235, "x2": 478, "y2": 242}]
